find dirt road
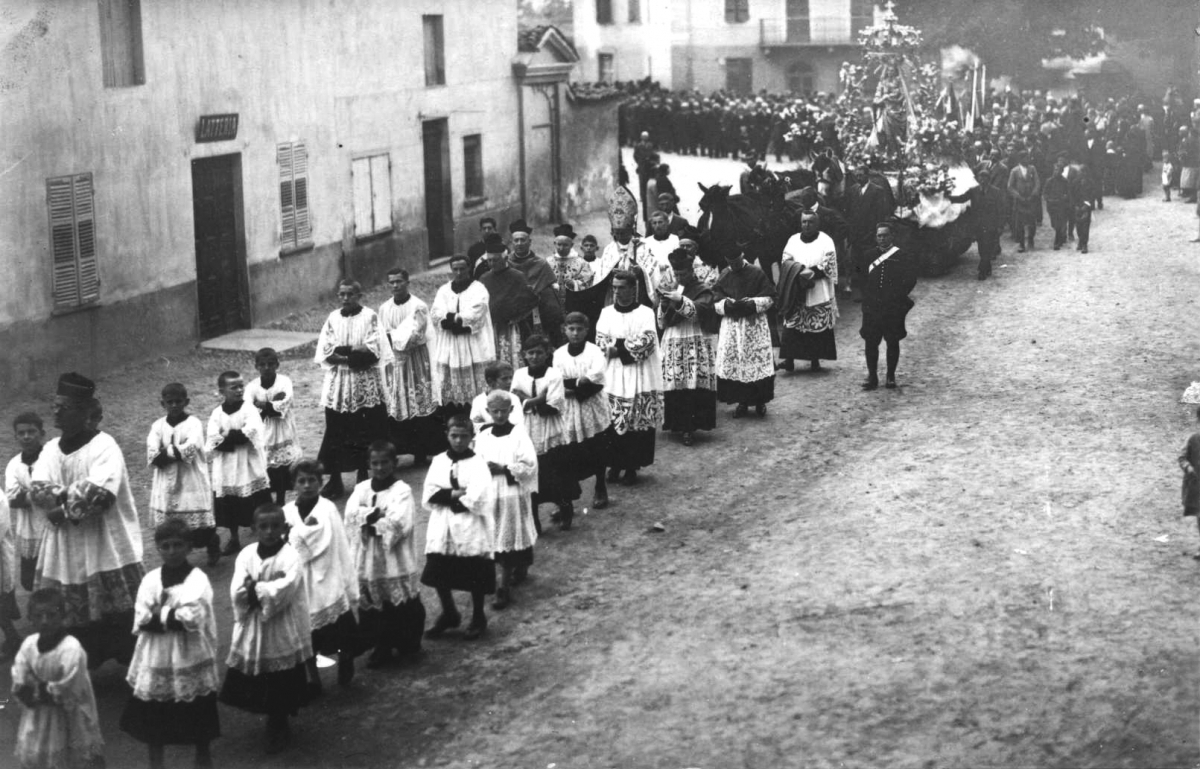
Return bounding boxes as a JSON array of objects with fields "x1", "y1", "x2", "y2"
[{"x1": 1, "y1": 156, "x2": 1197, "y2": 768}]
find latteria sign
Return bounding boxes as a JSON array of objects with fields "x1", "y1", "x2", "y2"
[{"x1": 196, "y1": 113, "x2": 239, "y2": 143}]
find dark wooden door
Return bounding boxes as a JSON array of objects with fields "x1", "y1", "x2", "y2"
[
  {"x1": 422, "y1": 119, "x2": 453, "y2": 259},
  {"x1": 191, "y1": 155, "x2": 247, "y2": 338}
]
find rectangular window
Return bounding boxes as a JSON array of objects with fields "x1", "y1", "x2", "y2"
[
  {"x1": 99, "y1": 0, "x2": 144, "y2": 87},
  {"x1": 463, "y1": 135, "x2": 484, "y2": 201},
  {"x1": 850, "y1": 0, "x2": 875, "y2": 35},
  {"x1": 423, "y1": 15, "x2": 446, "y2": 86},
  {"x1": 351, "y1": 154, "x2": 393, "y2": 238},
  {"x1": 598, "y1": 53, "x2": 615, "y2": 83},
  {"x1": 596, "y1": 0, "x2": 613, "y2": 24},
  {"x1": 277, "y1": 142, "x2": 312, "y2": 252},
  {"x1": 46, "y1": 173, "x2": 100, "y2": 310},
  {"x1": 726, "y1": 57, "x2": 753, "y2": 94},
  {"x1": 725, "y1": 0, "x2": 749, "y2": 24},
  {"x1": 628, "y1": 0, "x2": 641, "y2": 23}
]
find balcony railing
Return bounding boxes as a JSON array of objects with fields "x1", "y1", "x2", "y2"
[{"x1": 759, "y1": 16, "x2": 871, "y2": 47}]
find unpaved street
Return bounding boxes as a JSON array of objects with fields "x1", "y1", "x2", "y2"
[{"x1": 2, "y1": 152, "x2": 1198, "y2": 769}]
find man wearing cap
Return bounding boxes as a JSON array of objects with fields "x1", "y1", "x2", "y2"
[
  {"x1": 971, "y1": 165, "x2": 1007, "y2": 280},
  {"x1": 858, "y1": 223, "x2": 918, "y2": 391},
  {"x1": 466, "y1": 217, "x2": 498, "y2": 273},
  {"x1": 506, "y1": 219, "x2": 566, "y2": 346},
  {"x1": 549, "y1": 223, "x2": 593, "y2": 300},
  {"x1": 478, "y1": 233, "x2": 538, "y2": 368},
  {"x1": 29, "y1": 373, "x2": 144, "y2": 666},
  {"x1": 676, "y1": 225, "x2": 719, "y2": 287},
  {"x1": 713, "y1": 244, "x2": 776, "y2": 418}
]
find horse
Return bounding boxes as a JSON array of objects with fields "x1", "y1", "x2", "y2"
[{"x1": 696, "y1": 176, "x2": 795, "y2": 283}]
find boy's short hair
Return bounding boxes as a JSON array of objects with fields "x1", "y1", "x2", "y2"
[
  {"x1": 486, "y1": 390, "x2": 514, "y2": 408},
  {"x1": 449, "y1": 254, "x2": 471, "y2": 268},
  {"x1": 12, "y1": 411, "x2": 44, "y2": 432},
  {"x1": 28, "y1": 588, "x2": 64, "y2": 614},
  {"x1": 337, "y1": 279, "x2": 363, "y2": 294},
  {"x1": 368, "y1": 440, "x2": 399, "y2": 460},
  {"x1": 291, "y1": 458, "x2": 324, "y2": 480},
  {"x1": 581, "y1": 234, "x2": 598, "y2": 245},
  {"x1": 479, "y1": 217, "x2": 497, "y2": 229},
  {"x1": 611, "y1": 269, "x2": 637, "y2": 287},
  {"x1": 161, "y1": 382, "x2": 188, "y2": 400},
  {"x1": 254, "y1": 347, "x2": 279, "y2": 365},
  {"x1": 446, "y1": 414, "x2": 474, "y2": 433},
  {"x1": 216, "y1": 371, "x2": 241, "y2": 389},
  {"x1": 253, "y1": 502, "x2": 286, "y2": 522},
  {"x1": 484, "y1": 360, "x2": 514, "y2": 382},
  {"x1": 521, "y1": 334, "x2": 550, "y2": 352},
  {"x1": 387, "y1": 267, "x2": 410, "y2": 280},
  {"x1": 563, "y1": 311, "x2": 590, "y2": 327},
  {"x1": 154, "y1": 518, "x2": 192, "y2": 544}
]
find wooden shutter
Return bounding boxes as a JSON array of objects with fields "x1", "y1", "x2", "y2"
[
  {"x1": 47, "y1": 173, "x2": 98, "y2": 310},
  {"x1": 292, "y1": 143, "x2": 310, "y2": 244},
  {"x1": 352, "y1": 157, "x2": 374, "y2": 235},
  {"x1": 74, "y1": 175, "x2": 99, "y2": 303},
  {"x1": 278, "y1": 143, "x2": 296, "y2": 248},
  {"x1": 369, "y1": 154, "x2": 392, "y2": 233}
]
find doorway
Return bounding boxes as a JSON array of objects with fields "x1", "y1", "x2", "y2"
[
  {"x1": 191, "y1": 154, "x2": 248, "y2": 338},
  {"x1": 422, "y1": 119, "x2": 454, "y2": 259}
]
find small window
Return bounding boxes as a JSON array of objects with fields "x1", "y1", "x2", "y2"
[
  {"x1": 628, "y1": 0, "x2": 641, "y2": 23},
  {"x1": 599, "y1": 53, "x2": 615, "y2": 83},
  {"x1": 423, "y1": 15, "x2": 446, "y2": 86},
  {"x1": 351, "y1": 154, "x2": 393, "y2": 238},
  {"x1": 725, "y1": 0, "x2": 749, "y2": 24},
  {"x1": 851, "y1": 0, "x2": 875, "y2": 35},
  {"x1": 726, "y1": 58, "x2": 753, "y2": 94},
  {"x1": 463, "y1": 135, "x2": 484, "y2": 201},
  {"x1": 46, "y1": 173, "x2": 100, "y2": 310},
  {"x1": 277, "y1": 142, "x2": 312, "y2": 252},
  {"x1": 596, "y1": 0, "x2": 613, "y2": 24},
  {"x1": 99, "y1": 0, "x2": 144, "y2": 87}
]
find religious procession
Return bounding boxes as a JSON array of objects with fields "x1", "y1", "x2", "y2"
[{"x1": 3, "y1": 1, "x2": 1200, "y2": 768}]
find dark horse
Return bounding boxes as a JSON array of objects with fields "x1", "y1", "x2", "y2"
[{"x1": 696, "y1": 167, "x2": 801, "y2": 283}]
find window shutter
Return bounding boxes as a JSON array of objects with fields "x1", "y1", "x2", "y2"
[
  {"x1": 74, "y1": 175, "x2": 99, "y2": 303},
  {"x1": 278, "y1": 143, "x2": 296, "y2": 248},
  {"x1": 369, "y1": 154, "x2": 391, "y2": 233},
  {"x1": 292, "y1": 143, "x2": 310, "y2": 244},
  {"x1": 48, "y1": 176, "x2": 79, "y2": 309},
  {"x1": 352, "y1": 157, "x2": 374, "y2": 235}
]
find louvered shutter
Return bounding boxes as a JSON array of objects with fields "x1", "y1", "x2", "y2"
[
  {"x1": 74, "y1": 175, "x2": 99, "y2": 303},
  {"x1": 278, "y1": 143, "x2": 296, "y2": 249},
  {"x1": 48, "y1": 176, "x2": 79, "y2": 309},
  {"x1": 292, "y1": 143, "x2": 310, "y2": 244}
]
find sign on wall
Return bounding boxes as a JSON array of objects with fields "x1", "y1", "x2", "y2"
[{"x1": 196, "y1": 114, "x2": 239, "y2": 143}]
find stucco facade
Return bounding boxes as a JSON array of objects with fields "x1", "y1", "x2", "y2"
[
  {"x1": 571, "y1": 0, "x2": 673, "y2": 86},
  {"x1": 671, "y1": 0, "x2": 874, "y2": 95},
  {"x1": 0, "y1": 0, "x2": 524, "y2": 394}
]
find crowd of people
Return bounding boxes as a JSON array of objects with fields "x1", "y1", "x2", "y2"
[{"x1": 2, "y1": 80, "x2": 1194, "y2": 768}]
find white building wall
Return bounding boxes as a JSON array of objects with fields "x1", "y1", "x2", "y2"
[{"x1": 572, "y1": 0, "x2": 673, "y2": 86}]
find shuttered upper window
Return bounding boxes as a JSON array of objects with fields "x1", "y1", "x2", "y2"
[
  {"x1": 99, "y1": 0, "x2": 145, "y2": 87},
  {"x1": 47, "y1": 174, "x2": 100, "y2": 311},
  {"x1": 351, "y1": 154, "x2": 393, "y2": 238},
  {"x1": 277, "y1": 142, "x2": 312, "y2": 252},
  {"x1": 463, "y1": 135, "x2": 484, "y2": 201},
  {"x1": 725, "y1": 0, "x2": 750, "y2": 24}
]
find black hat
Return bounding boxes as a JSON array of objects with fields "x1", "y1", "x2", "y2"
[
  {"x1": 507, "y1": 219, "x2": 532, "y2": 235},
  {"x1": 552, "y1": 223, "x2": 577, "y2": 240},
  {"x1": 667, "y1": 248, "x2": 694, "y2": 270},
  {"x1": 677, "y1": 224, "x2": 701, "y2": 244},
  {"x1": 483, "y1": 232, "x2": 507, "y2": 254},
  {"x1": 57, "y1": 372, "x2": 95, "y2": 399}
]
